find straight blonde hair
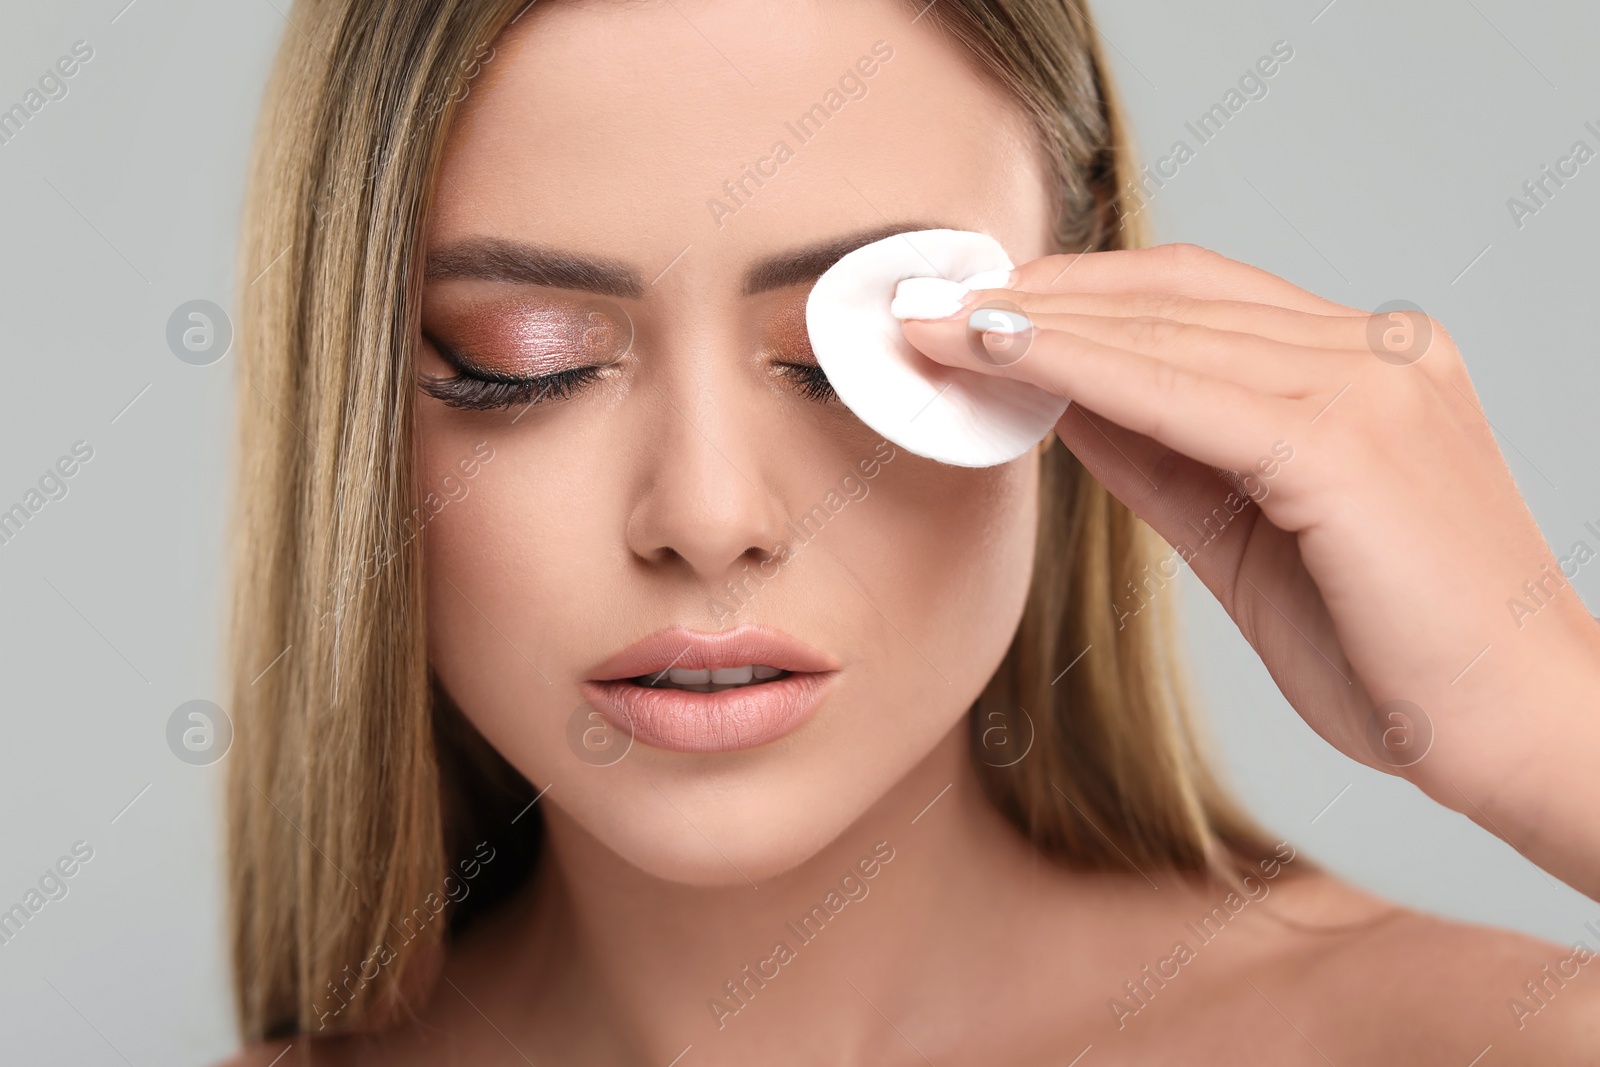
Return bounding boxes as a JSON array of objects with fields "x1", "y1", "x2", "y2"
[{"x1": 227, "y1": 0, "x2": 1279, "y2": 1040}]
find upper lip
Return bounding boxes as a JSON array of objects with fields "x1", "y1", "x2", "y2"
[{"x1": 587, "y1": 624, "x2": 839, "y2": 681}]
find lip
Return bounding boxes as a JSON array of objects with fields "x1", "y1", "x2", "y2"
[
  {"x1": 582, "y1": 624, "x2": 839, "y2": 753},
  {"x1": 586, "y1": 624, "x2": 840, "y2": 681}
]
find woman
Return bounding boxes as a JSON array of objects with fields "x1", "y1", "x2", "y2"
[{"x1": 222, "y1": 0, "x2": 1600, "y2": 1062}]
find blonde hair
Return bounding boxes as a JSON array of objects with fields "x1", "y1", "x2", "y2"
[{"x1": 227, "y1": 0, "x2": 1278, "y2": 1041}]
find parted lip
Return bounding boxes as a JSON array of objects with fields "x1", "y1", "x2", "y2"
[{"x1": 586, "y1": 624, "x2": 840, "y2": 682}]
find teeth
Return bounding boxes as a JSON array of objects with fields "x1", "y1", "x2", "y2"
[{"x1": 642, "y1": 664, "x2": 787, "y2": 691}]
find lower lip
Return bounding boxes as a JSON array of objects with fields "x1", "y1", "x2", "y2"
[{"x1": 581, "y1": 672, "x2": 833, "y2": 754}]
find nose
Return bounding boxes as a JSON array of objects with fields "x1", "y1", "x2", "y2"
[{"x1": 624, "y1": 369, "x2": 793, "y2": 583}]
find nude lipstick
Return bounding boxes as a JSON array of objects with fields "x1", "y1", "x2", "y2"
[{"x1": 581, "y1": 624, "x2": 838, "y2": 753}]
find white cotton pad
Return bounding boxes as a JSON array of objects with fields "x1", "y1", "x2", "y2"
[{"x1": 805, "y1": 228, "x2": 1069, "y2": 468}]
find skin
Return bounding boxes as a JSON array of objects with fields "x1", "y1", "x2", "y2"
[
  {"x1": 903, "y1": 250, "x2": 1600, "y2": 900},
  {"x1": 227, "y1": 0, "x2": 1600, "y2": 1063}
]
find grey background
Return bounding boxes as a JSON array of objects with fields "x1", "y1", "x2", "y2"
[{"x1": 0, "y1": 0, "x2": 1594, "y2": 1062}]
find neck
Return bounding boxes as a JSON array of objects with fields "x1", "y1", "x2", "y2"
[{"x1": 507, "y1": 723, "x2": 1108, "y2": 1063}]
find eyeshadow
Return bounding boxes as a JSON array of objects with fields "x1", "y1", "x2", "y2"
[
  {"x1": 430, "y1": 297, "x2": 633, "y2": 377},
  {"x1": 765, "y1": 297, "x2": 815, "y2": 362}
]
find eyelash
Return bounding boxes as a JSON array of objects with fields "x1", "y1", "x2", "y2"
[
  {"x1": 419, "y1": 332, "x2": 608, "y2": 411},
  {"x1": 776, "y1": 362, "x2": 837, "y2": 404},
  {"x1": 419, "y1": 338, "x2": 838, "y2": 411},
  {"x1": 419, "y1": 364, "x2": 605, "y2": 411}
]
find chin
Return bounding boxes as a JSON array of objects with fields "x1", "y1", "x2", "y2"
[
  {"x1": 531, "y1": 656, "x2": 995, "y2": 888},
  {"x1": 542, "y1": 746, "x2": 913, "y2": 887}
]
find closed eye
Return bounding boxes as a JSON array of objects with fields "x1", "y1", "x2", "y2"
[
  {"x1": 419, "y1": 338, "x2": 836, "y2": 410},
  {"x1": 419, "y1": 365, "x2": 606, "y2": 411},
  {"x1": 419, "y1": 333, "x2": 609, "y2": 411}
]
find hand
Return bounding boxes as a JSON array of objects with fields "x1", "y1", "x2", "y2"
[{"x1": 901, "y1": 243, "x2": 1600, "y2": 897}]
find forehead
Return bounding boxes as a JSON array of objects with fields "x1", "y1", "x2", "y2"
[{"x1": 429, "y1": 0, "x2": 1056, "y2": 275}]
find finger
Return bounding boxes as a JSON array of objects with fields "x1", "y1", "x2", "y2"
[
  {"x1": 1009, "y1": 243, "x2": 1358, "y2": 317},
  {"x1": 1051, "y1": 405, "x2": 1255, "y2": 602},
  {"x1": 971, "y1": 289, "x2": 1370, "y2": 351},
  {"x1": 901, "y1": 314, "x2": 1295, "y2": 470},
  {"x1": 995, "y1": 309, "x2": 1350, "y2": 397}
]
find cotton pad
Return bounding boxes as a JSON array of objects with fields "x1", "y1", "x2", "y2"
[{"x1": 805, "y1": 228, "x2": 1069, "y2": 468}]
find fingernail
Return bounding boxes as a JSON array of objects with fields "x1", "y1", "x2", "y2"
[
  {"x1": 891, "y1": 277, "x2": 973, "y2": 321},
  {"x1": 961, "y1": 268, "x2": 1013, "y2": 291},
  {"x1": 968, "y1": 308, "x2": 1031, "y2": 335}
]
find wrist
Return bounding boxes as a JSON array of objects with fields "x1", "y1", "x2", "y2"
[{"x1": 1405, "y1": 607, "x2": 1600, "y2": 898}]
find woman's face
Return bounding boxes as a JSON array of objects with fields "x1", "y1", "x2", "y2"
[{"x1": 419, "y1": 0, "x2": 1056, "y2": 885}]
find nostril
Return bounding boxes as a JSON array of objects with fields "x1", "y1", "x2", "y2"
[{"x1": 621, "y1": 414, "x2": 794, "y2": 579}]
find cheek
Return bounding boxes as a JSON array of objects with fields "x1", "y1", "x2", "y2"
[
  {"x1": 826, "y1": 449, "x2": 1040, "y2": 749},
  {"x1": 877, "y1": 456, "x2": 1039, "y2": 637},
  {"x1": 416, "y1": 409, "x2": 618, "y2": 777}
]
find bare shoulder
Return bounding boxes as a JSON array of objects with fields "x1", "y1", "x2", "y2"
[{"x1": 1252, "y1": 869, "x2": 1600, "y2": 1063}]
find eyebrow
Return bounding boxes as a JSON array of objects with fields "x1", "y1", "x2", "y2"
[
  {"x1": 423, "y1": 222, "x2": 948, "y2": 300},
  {"x1": 425, "y1": 239, "x2": 646, "y2": 298},
  {"x1": 740, "y1": 222, "x2": 946, "y2": 295}
]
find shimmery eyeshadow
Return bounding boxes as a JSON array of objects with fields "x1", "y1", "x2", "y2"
[
  {"x1": 432, "y1": 298, "x2": 633, "y2": 377},
  {"x1": 765, "y1": 296, "x2": 814, "y2": 362}
]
